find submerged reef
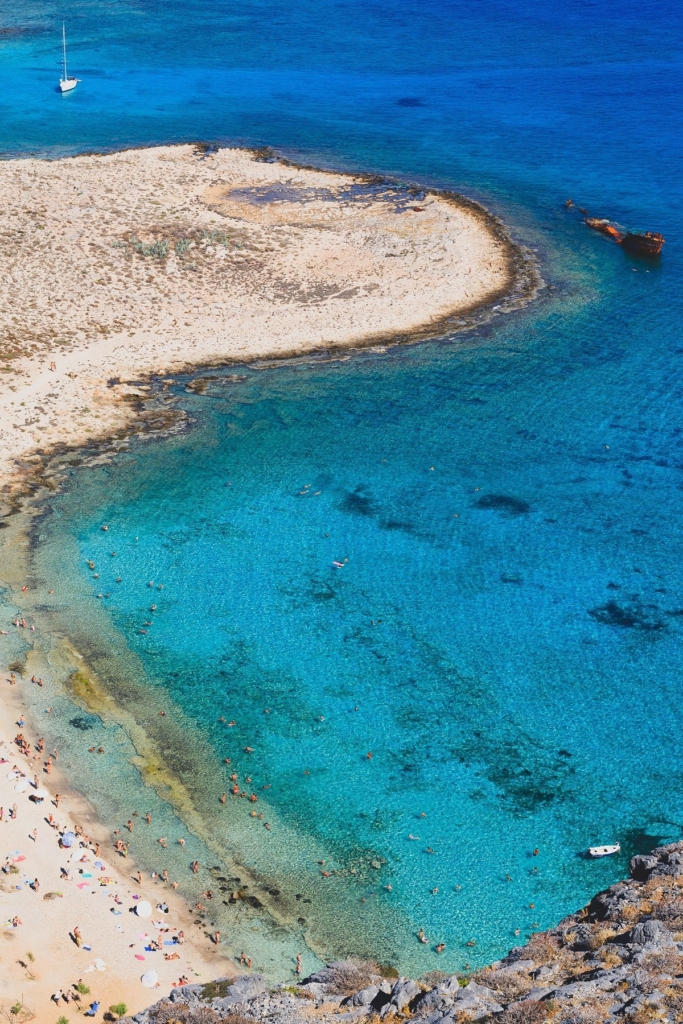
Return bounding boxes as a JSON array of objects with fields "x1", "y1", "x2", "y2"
[{"x1": 129, "y1": 842, "x2": 683, "y2": 1024}]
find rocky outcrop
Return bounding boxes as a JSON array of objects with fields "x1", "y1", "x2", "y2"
[{"x1": 127, "y1": 842, "x2": 683, "y2": 1024}]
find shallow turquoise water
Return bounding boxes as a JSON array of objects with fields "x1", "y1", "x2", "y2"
[{"x1": 2, "y1": 0, "x2": 683, "y2": 983}]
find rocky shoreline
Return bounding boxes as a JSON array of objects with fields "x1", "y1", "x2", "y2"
[{"x1": 128, "y1": 843, "x2": 683, "y2": 1024}]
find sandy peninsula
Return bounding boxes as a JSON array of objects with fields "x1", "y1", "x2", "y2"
[{"x1": 0, "y1": 143, "x2": 522, "y2": 491}]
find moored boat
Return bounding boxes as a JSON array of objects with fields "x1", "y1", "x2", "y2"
[
  {"x1": 587, "y1": 843, "x2": 620, "y2": 858},
  {"x1": 59, "y1": 23, "x2": 80, "y2": 93},
  {"x1": 620, "y1": 231, "x2": 665, "y2": 257}
]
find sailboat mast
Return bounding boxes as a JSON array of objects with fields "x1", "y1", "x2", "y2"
[{"x1": 62, "y1": 22, "x2": 67, "y2": 80}]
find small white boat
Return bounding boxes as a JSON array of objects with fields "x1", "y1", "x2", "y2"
[
  {"x1": 59, "y1": 23, "x2": 80, "y2": 93},
  {"x1": 588, "y1": 843, "x2": 620, "y2": 858}
]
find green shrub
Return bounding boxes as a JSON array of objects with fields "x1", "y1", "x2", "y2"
[
  {"x1": 109, "y1": 1003, "x2": 128, "y2": 1018},
  {"x1": 75, "y1": 982, "x2": 90, "y2": 994}
]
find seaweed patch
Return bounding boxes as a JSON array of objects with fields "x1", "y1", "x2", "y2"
[
  {"x1": 474, "y1": 494, "x2": 530, "y2": 515},
  {"x1": 588, "y1": 598, "x2": 666, "y2": 631}
]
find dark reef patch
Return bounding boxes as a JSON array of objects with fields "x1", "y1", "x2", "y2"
[
  {"x1": 396, "y1": 97, "x2": 425, "y2": 107},
  {"x1": 588, "y1": 598, "x2": 666, "y2": 631},
  {"x1": 340, "y1": 486, "x2": 377, "y2": 517},
  {"x1": 474, "y1": 494, "x2": 530, "y2": 515},
  {"x1": 69, "y1": 715, "x2": 95, "y2": 731}
]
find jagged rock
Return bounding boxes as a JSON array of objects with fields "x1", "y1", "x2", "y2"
[
  {"x1": 499, "y1": 960, "x2": 535, "y2": 974},
  {"x1": 450, "y1": 979, "x2": 504, "y2": 1019},
  {"x1": 220, "y1": 974, "x2": 267, "y2": 1003},
  {"x1": 168, "y1": 983, "x2": 205, "y2": 1005},
  {"x1": 379, "y1": 977, "x2": 421, "y2": 1015},
  {"x1": 630, "y1": 855, "x2": 660, "y2": 881},
  {"x1": 630, "y1": 920, "x2": 674, "y2": 949},
  {"x1": 342, "y1": 984, "x2": 380, "y2": 1007}
]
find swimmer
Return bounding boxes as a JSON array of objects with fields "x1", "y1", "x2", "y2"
[
  {"x1": 177, "y1": 838, "x2": 185, "y2": 846},
  {"x1": 418, "y1": 929, "x2": 428, "y2": 944},
  {"x1": 191, "y1": 861, "x2": 199, "y2": 873},
  {"x1": 436, "y1": 943, "x2": 446, "y2": 953},
  {"x1": 145, "y1": 813, "x2": 152, "y2": 824}
]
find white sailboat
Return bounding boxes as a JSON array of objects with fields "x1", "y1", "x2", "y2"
[{"x1": 59, "y1": 23, "x2": 80, "y2": 93}]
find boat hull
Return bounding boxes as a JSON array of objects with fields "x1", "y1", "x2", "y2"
[
  {"x1": 588, "y1": 844, "x2": 620, "y2": 858},
  {"x1": 620, "y1": 232, "x2": 665, "y2": 257},
  {"x1": 59, "y1": 77, "x2": 78, "y2": 93}
]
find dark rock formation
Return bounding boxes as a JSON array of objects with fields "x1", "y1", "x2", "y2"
[{"x1": 127, "y1": 843, "x2": 683, "y2": 1024}]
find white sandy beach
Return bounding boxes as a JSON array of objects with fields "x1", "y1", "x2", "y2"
[
  {"x1": 0, "y1": 677, "x2": 233, "y2": 1021},
  {"x1": 0, "y1": 143, "x2": 514, "y2": 493}
]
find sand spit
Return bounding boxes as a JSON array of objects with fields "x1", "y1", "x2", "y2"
[{"x1": 0, "y1": 143, "x2": 526, "y2": 492}]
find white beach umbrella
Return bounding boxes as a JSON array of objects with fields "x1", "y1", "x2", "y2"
[
  {"x1": 6, "y1": 771, "x2": 17, "y2": 780},
  {"x1": 34, "y1": 788, "x2": 50, "y2": 800},
  {"x1": 141, "y1": 970, "x2": 158, "y2": 988},
  {"x1": 135, "y1": 900, "x2": 153, "y2": 918},
  {"x1": 14, "y1": 779, "x2": 28, "y2": 793}
]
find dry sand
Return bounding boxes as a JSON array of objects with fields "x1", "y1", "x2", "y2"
[{"x1": 0, "y1": 143, "x2": 517, "y2": 492}]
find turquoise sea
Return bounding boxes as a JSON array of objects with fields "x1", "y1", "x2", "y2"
[{"x1": 2, "y1": 0, "x2": 683, "y2": 983}]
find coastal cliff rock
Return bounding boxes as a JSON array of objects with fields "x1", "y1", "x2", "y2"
[{"x1": 128, "y1": 842, "x2": 683, "y2": 1024}]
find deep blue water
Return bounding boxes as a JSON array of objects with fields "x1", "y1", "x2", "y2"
[{"x1": 3, "y1": 0, "x2": 683, "y2": 982}]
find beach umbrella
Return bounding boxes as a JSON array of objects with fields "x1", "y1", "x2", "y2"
[
  {"x1": 34, "y1": 788, "x2": 50, "y2": 800},
  {"x1": 141, "y1": 970, "x2": 158, "y2": 988},
  {"x1": 61, "y1": 831, "x2": 77, "y2": 847},
  {"x1": 14, "y1": 779, "x2": 28, "y2": 793},
  {"x1": 6, "y1": 771, "x2": 17, "y2": 780},
  {"x1": 135, "y1": 900, "x2": 152, "y2": 917}
]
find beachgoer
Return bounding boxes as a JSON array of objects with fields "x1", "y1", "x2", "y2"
[
  {"x1": 73, "y1": 926, "x2": 82, "y2": 947},
  {"x1": 214, "y1": 930, "x2": 220, "y2": 945},
  {"x1": 145, "y1": 812, "x2": 152, "y2": 824},
  {"x1": 11, "y1": 917, "x2": 22, "y2": 928},
  {"x1": 436, "y1": 943, "x2": 446, "y2": 953},
  {"x1": 191, "y1": 860, "x2": 199, "y2": 873}
]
